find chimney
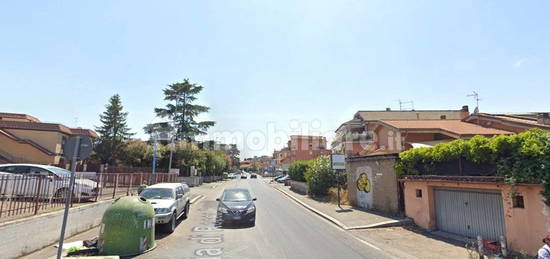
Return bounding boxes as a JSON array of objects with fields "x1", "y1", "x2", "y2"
[
  {"x1": 461, "y1": 105, "x2": 469, "y2": 112},
  {"x1": 537, "y1": 113, "x2": 550, "y2": 125}
]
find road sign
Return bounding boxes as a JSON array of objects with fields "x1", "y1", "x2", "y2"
[
  {"x1": 331, "y1": 154, "x2": 346, "y2": 170},
  {"x1": 63, "y1": 135, "x2": 93, "y2": 160}
]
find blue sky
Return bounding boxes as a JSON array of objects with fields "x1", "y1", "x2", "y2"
[{"x1": 1, "y1": 1, "x2": 549, "y2": 158}]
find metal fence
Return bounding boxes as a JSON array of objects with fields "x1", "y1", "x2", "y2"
[{"x1": 0, "y1": 172, "x2": 178, "y2": 220}]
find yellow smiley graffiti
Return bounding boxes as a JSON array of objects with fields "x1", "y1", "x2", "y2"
[{"x1": 356, "y1": 173, "x2": 371, "y2": 193}]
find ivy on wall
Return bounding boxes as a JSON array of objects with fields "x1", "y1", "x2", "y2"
[{"x1": 395, "y1": 129, "x2": 550, "y2": 206}]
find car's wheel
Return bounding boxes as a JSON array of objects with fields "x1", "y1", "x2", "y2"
[
  {"x1": 162, "y1": 213, "x2": 176, "y2": 233},
  {"x1": 54, "y1": 188, "x2": 74, "y2": 201},
  {"x1": 183, "y1": 202, "x2": 190, "y2": 219}
]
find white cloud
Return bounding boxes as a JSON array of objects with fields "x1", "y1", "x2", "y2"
[{"x1": 514, "y1": 59, "x2": 527, "y2": 68}]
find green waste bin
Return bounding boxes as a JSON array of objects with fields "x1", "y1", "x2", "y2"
[{"x1": 98, "y1": 196, "x2": 156, "y2": 256}]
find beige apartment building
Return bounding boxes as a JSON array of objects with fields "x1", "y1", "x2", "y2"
[{"x1": 0, "y1": 112, "x2": 98, "y2": 165}]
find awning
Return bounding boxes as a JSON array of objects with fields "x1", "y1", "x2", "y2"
[{"x1": 409, "y1": 140, "x2": 449, "y2": 148}]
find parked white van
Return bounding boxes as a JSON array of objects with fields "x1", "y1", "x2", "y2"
[{"x1": 140, "y1": 182, "x2": 190, "y2": 233}]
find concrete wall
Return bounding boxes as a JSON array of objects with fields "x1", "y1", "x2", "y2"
[
  {"x1": 347, "y1": 155, "x2": 399, "y2": 214},
  {"x1": 403, "y1": 180, "x2": 549, "y2": 255},
  {"x1": 179, "y1": 176, "x2": 202, "y2": 187},
  {"x1": 0, "y1": 200, "x2": 112, "y2": 258},
  {"x1": 289, "y1": 180, "x2": 308, "y2": 195}
]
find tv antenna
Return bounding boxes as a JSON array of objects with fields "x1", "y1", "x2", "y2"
[
  {"x1": 398, "y1": 99, "x2": 415, "y2": 110},
  {"x1": 467, "y1": 91, "x2": 481, "y2": 113}
]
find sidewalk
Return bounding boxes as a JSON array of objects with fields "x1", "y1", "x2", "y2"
[{"x1": 269, "y1": 182, "x2": 410, "y2": 230}]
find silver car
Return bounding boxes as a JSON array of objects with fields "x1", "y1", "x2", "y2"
[
  {"x1": 140, "y1": 182, "x2": 190, "y2": 233},
  {"x1": 0, "y1": 164, "x2": 99, "y2": 200}
]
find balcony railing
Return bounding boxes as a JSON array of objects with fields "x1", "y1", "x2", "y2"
[{"x1": 334, "y1": 132, "x2": 373, "y2": 143}]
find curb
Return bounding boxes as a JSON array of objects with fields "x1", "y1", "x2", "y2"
[{"x1": 272, "y1": 184, "x2": 410, "y2": 231}]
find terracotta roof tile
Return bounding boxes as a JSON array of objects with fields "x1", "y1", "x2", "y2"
[
  {"x1": 380, "y1": 120, "x2": 511, "y2": 136},
  {"x1": 0, "y1": 112, "x2": 40, "y2": 122},
  {"x1": 0, "y1": 121, "x2": 97, "y2": 137}
]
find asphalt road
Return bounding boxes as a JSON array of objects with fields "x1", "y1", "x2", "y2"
[{"x1": 137, "y1": 177, "x2": 392, "y2": 259}]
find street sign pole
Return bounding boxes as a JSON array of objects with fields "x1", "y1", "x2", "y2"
[
  {"x1": 56, "y1": 136, "x2": 80, "y2": 259},
  {"x1": 331, "y1": 154, "x2": 346, "y2": 210},
  {"x1": 337, "y1": 169, "x2": 341, "y2": 209}
]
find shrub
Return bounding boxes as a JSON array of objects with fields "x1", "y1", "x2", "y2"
[
  {"x1": 288, "y1": 160, "x2": 312, "y2": 182},
  {"x1": 395, "y1": 129, "x2": 550, "y2": 205},
  {"x1": 304, "y1": 156, "x2": 335, "y2": 197}
]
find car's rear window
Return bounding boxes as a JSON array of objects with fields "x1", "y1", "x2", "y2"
[
  {"x1": 222, "y1": 190, "x2": 252, "y2": 202},
  {"x1": 140, "y1": 188, "x2": 174, "y2": 199}
]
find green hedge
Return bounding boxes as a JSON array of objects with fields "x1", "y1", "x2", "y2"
[
  {"x1": 395, "y1": 129, "x2": 550, "y2": 205},
  {"x1": 304, "y1": 156, "x2": 336, "y2": 197},
  {"x1": 288, "y1": 160, "x2": 312, "y2": 182}
]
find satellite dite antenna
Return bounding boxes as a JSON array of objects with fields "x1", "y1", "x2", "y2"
[{"x1": 467, "y1": 91, "x2": 481, "y2": 113}]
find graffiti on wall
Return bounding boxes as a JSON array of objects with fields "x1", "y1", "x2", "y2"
[
  {"x1": 356, "y1": 173, "x2": 371, "y2": 193},
  {"x1": 355, "y1": 166, "x2": 373, "y2": 209}
]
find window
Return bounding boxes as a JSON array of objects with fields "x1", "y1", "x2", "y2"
[
  {"x1": 29, "y1": 167, "x2": 51, "y2": 176},
  {"x1": 512, "y1": 195, "x2": 525, "y2": 208},
  {"x1": 415, "y1": 189, "x2": 422, "y2": 198},
  {"x1": 1, "y1": 166, "x2": 29, "y2": 174}
]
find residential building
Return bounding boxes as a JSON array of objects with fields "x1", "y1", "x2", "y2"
[
  {"x1": 333, "y1": 106, "x2": 471, "y2": 156},
  {"x1": 272, "y1": 135, "x2": 331, "y2": 170},
  {"x1": 0, "y1": 112, "x2": 98, "y2": 165},
  {"x1": 463, "y1": 112, "x2": 550, "y2": 133},
  {"x1": 287, "y1": 135, "x2": 331, "y2": 162},
  {"x1": 346, "y1": 119, "x2": 510, "y2": 214},
  {"x1": 239, "y1": 160, "x2": 252, "y2": 170},
  {"x1": 273, "y1": 147, "x2": 290, "y2": 170},
  {"x1": 402, "y1": 175, "x2": 546, "y2": 255}
]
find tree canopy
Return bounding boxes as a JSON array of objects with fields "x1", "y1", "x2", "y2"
[
  {"x1": 153, "y1": 79, "x2": 215, "y2": 141},
  {"x1": 94, "y1": 94, "x2": 134, "y2": 164}
]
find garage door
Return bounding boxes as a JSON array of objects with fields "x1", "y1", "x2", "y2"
[{"x1": 435, "y1": 188, "x2": 505, "y2": 241}]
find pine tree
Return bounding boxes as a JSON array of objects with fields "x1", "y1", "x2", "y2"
[
  {"x1": 153, "y1": 79, "x2": 215, "y2": 141},
  {"x1": 95, "y1": 94, "x2": 134, "y2": 164}
]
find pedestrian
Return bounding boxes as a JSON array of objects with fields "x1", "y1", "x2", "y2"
[{"x1": 539, "y1": 235, "x2": 550, "y2": 259}]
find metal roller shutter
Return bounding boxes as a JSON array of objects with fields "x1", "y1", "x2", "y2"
[{"x1": 434, "y1": 188, "x2": 505, "y2": 241}]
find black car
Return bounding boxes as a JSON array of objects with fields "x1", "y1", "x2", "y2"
[
  {"x1": 250, "y1": 174, "x2": 257, "y2": 179},
  {"x1": 216, "y1": 188, "x2": 256, "y2": 226}
]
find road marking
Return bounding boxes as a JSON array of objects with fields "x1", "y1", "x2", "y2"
[
  {"x1": 191, "y1": 195, "x2": 205, "y2": 204},
  {"x1": 352, "y1": 235, "x2": 383, "y2": 252}
]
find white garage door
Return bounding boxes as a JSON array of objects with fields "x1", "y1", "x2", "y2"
[{"x1": 434, "y1": 188, "x2": 505, "y2": 241}]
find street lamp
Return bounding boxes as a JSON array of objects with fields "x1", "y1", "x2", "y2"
[{"x1": 168, "y1": 94, "x2": 182, "y2": 172}]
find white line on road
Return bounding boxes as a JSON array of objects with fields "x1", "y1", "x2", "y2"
[
  {"x1": 352, "y1": 235, "x2": 383, "y2": 252},
  {"x1": 191, "y1": 195, "x2": 205, "y2": 204}
]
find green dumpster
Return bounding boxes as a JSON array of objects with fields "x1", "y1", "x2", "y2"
[{"x1": 98, "y1": 196, "x2": 156, "y2": 256}]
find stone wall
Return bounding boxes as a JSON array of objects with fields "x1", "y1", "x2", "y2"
[{"x1": 347, "y1": 154, "x2": 399, "y2": 214}]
